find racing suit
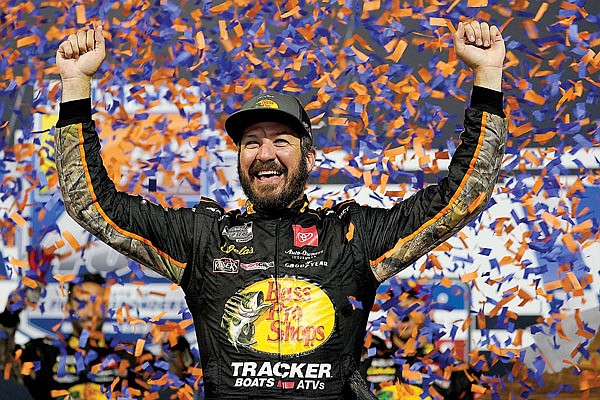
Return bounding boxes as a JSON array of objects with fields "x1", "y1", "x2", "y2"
[{"x1": 54, "y1": 86, "x2": 507, "y2": 399}]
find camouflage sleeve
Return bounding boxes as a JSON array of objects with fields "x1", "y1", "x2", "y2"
[
  {"x1": 54, "y1": 99, "x2": 195, "y2": 284},
  {"x1": 367, "y1": 87, "x2": 508, "y2": 282}
]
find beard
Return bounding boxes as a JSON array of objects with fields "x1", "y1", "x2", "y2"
[{"x1": 238, "y1": 157, "x2": 309, "y2": 211}]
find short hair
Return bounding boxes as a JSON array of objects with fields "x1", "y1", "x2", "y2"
[
  {"x1": 67, "y1": 273, "x2": 106, "y2": 302},
  {"x1": 300, "y1": 135, "x2": 314, "y2": 159}
]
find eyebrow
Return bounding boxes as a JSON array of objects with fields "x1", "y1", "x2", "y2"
[{"x1": 242, "y1": 131, "x2": 296, "y2": 140}]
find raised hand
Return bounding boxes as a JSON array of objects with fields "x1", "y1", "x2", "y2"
[
  {"x1": 453, "y1": 21, "x2": 505, "y2": 91},
  {"x1": 56, "y1": 25, "x2": 106, "y2": 101}
]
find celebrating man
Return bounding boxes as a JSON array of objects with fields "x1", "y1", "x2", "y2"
[{"x1": 54, "y1": 20, "x2": 506, "y2": 399}]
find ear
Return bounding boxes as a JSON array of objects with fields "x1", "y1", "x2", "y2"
[{"x1": 306, "y1": 148, "x2": 316, "y2": 171}]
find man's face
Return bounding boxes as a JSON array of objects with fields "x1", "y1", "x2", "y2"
[
  {"x1": 238, "y1": 121, "x2": 315, "y2": 210},
  {"x1": 392, "y1": 296, "x2": 426, "y2": 341},
  {"x1": 66, "y1": 282, "x2": 108, "y2": 336}
]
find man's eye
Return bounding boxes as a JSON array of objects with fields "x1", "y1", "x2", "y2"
[
  {"x1": 274, "y1": 140, "x2": 289, "y2": 146},
  {"x1": 244, "y1": 141, "x2": 259, "y2": 148}
]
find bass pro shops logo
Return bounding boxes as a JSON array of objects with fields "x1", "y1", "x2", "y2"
[{"x1": 220, "y1": 277, "x2": 334, "y2": 355}]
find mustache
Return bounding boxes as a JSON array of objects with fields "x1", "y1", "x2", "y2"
[{"x1": 248, "y1": 160, "x2": 287, "y2": 176}]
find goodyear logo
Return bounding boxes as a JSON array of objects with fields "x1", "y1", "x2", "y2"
[
  {"x1": 255, "y1": 99, "x2": 279, "y2": 109},
  {"x1": 221, "y1": 277, "x2": 334, "y2": 356}
]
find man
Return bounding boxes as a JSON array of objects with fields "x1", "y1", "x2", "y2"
[
  {"x1": 54, "y1": 20, "x2": 507, "y2": 399},
  {"x1": 0, "y1": 247, "x2": 49, "y2": 400},
  {"x1": 156, "y1": 336, "x2": 202, "y2": 400},
  {"x1": 360, "y1": 282, "x2": 476, "y2": 399},
  {"x1": 20, "y1": 273, "x2": 143, "y2": 400}
]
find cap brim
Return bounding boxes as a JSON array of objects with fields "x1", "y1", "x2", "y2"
[{"x1": 225, "y1": 108, "x2": 309, "y2": 144}]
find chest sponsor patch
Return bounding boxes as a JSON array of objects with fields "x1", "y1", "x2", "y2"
[
  {"x1": 241, "y1": 261, "x2": 275, "y2": 271},
  {"x1": 220, "y1": 277, "x2": 335, "y2": 356},
  {"x1": 221, "y1": 243, "x2": 254, "y2": 255},
  {"x1": 222, "y1": 222, "x2": 253, "y2": 243},
  {"x1": 285, "y1": 248, "x2": 323, "y2": 261},
  {"x1": 292, "y1": 225, "x2": 318, "y2": 247},
  {"x1": 231, "y1": 361, "x2": 331, "y2": 390},
  {"x1": 283, "y1": 261, "x2": 328, "y2": 269},
  {"x1": 213, "y1": 258, "x2": 240, "y2": 273}
]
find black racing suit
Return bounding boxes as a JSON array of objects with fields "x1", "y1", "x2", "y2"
[{"x1": 54, "y1": 87, "x2": 507, "y2": 399}]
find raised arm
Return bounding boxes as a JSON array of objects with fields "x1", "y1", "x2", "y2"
[
  {"x1": 54, "y1": 27, "x2": 195, "y2": 284},
  {"x1": 368, "y1": 21, "x2": 508, "y2": 282}
]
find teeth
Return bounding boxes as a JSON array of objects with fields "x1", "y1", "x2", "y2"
[{"x1": 257, "y1": 170, "x2": 281, "y2": 177}]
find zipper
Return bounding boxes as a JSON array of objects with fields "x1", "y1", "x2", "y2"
[{"x1": 274, "y1": 217, "x2": 283, "y2": 396}]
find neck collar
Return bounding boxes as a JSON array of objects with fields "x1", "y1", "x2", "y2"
[{"x1": 245, "y1": 196, "x2": 309, "y2": 219}]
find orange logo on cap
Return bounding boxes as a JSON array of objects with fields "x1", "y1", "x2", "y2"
[{"x1": 255, "y1": 99, "x2": 279, "y2": 109}]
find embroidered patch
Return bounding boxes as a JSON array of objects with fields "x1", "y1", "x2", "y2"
[
  {"x1": 222, "y1": 222, "x2": 253, "y2": 243},
  {"x1": 213, "y1": 258, "x2": 240, "y2": 274},
  {"x1": 292, "y1": 225, "x2": 318, "y2": 247}
]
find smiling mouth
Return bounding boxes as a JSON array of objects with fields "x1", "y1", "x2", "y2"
[{"x1": 254, "y1": 169, "x2": 284, "y2": 183}]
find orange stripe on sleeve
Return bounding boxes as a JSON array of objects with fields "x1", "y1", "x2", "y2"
[
  {"x1": 371, "y1": 112, "x2": 489, "y2": 266},
  {"x1": 77, "y1": 125, "x2": 186, "y2": 269}
]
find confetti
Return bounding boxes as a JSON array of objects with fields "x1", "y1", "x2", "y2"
[{"x1": 0, "y1": 1, "x2": 599, "y2": 398}]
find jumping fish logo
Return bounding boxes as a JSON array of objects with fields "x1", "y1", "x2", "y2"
[
  {"x1": 221, "y1": 291, "x2": 270, "y2": 350},
  {"x1": 221, "y1": 277, "x2": 335, "y2": 355}
]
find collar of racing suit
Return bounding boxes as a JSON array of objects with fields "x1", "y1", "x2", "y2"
[{"x1": 245, "y1": 195, "x2": 310, "y2": 219}]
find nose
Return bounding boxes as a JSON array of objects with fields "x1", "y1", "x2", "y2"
[{"x1": 255, "y1": 141, "x2": 276, "y2": 162}]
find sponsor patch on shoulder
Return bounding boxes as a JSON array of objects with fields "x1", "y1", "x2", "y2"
[{"x1": 213, "y1": 258, "x2": 240, "y2": 273}]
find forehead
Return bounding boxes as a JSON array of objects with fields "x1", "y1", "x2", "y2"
[{"x1": 241, "y1": 121, "x2": 300, "y2": 138}]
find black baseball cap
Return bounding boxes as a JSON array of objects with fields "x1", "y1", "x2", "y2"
[{"x1": 225, "y1": 92, "x2": 313, "y2": 143}]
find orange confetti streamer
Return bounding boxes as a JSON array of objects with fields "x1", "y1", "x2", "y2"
[
  {"x1": 76, "y1": 5, "x2": 86, "y2": 24},
  {"x1": 22, "y1": 276, "x2": 38, "y2": 289},
  {"x1": 149, "y1": 311, "x2": 168, "y2": 322},
  {"x1": 344, "y1": 166, "x2": 362, "y2": 179},
  {"x1": 524, "y1": 90, "x2": 546, "y2": 105},
  {"x1": 328, "y1": 117, "x2": 348, "y2": 126},
  {"x1": 281, "y1": 6, "x2": 301, "y2": 19},
  {"x1": 9, "y1": 257, "x2": 28, "y2": 268},
  {"x1": 460, "y1": 271, "x2": 478, "y2": 282},
  {"x1": 209, "y1": 1, "x2": 231, "y2": 13},
  {"x1": 218, "y1": 20, "x2": 228, "y2": 41},
  {"x1": 386, "y1": 39, "x2": 408, "y2": 63},
  {"x1": 562, "y1": 233, "x2": 578, "y2": 252},
  {"x1": 471, "y1": 384, "x2": 488, "y2": 394},
  {"x1": 196, "y1": 31, "x2": 205, "y2": 51},
  {"x1": 16, "y1": 36, "x2": 36, "y2": 48},
  {"x1": 363, "y1": 0, "x2": 381, "y2": 12},
  {"x1": 378, "y1": 174, "x2": 388, "y2": 194},
  {"x1": 62, "y1": 230, "x2": 81, "y2": 250},
  {"x1": 134, "y1": 338, "x2": 145, "y2": 357},
  {"x1": 9, "y1": 211, "x2": 27, "y2": 227},
  {"x1": 467, "y1": 0, "x2": 488, "y2": 7},
  {"x1": 533, "y1": 2, "x2": 549, "y2": 22}
]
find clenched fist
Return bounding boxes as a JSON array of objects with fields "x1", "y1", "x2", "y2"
[
  {"x1": 56, "y1": 25, "x2": 106, "y2": 101},
  {"x1": 453, "y1": 21, "x2": 505, "y2": 91}
]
